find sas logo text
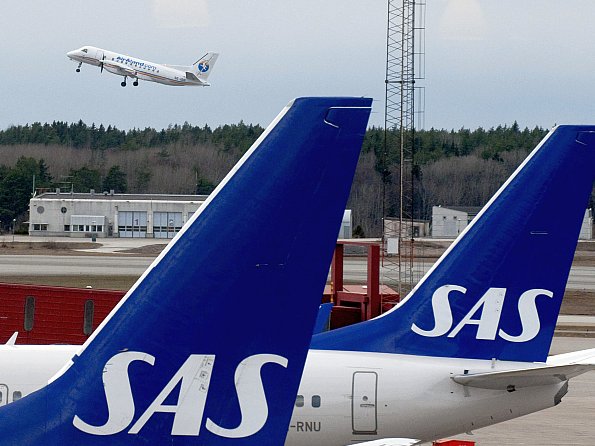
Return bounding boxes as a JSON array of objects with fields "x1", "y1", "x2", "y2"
[
  {"x1": 411, "y1": 285, "x2": 554, "y2": 342},
  {"x1": 73, "y1": 352, "x2": 287, "y2": 438}
]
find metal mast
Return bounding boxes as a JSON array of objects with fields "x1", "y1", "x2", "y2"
[{"x1": 383, "y1": 0, "x2": 425, "y2": 297}]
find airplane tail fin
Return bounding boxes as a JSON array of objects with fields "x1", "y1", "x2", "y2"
[
  {"x1": 313, "y1": 126, "x2": 595, "y2": 363},
  {"x1": 193, "y1": 51, "x2": 219, "y2": 82},
  {"x1": 0, "y1": 97, "x2": 372, "y2": 445}
]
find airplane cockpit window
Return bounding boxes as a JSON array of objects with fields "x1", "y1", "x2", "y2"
[
  {"x1": 12, "y1": 391, "x2": 21, "y2": 402},
  {"x1": 295, "y1": 395, "x2": 304, "y2": 407},
  {"x1": 312, "y1": 395, "x2": 321, "y2": 408},
  {"x1": 81, "y1": 48, "x2": 88, "y2": 53}
]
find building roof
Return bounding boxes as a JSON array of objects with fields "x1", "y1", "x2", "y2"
[
  {"x1": 435, "y1": 205, "x2": 483, "y2": 216},
  {"x1": 33, "y1": 192, "x2": 209, "y2": 202}
]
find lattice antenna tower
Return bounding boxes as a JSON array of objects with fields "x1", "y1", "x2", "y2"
[{"x1": 382, "y1": 0, "x2": 426, "y2": 297}]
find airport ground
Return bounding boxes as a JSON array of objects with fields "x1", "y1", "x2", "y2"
[{"x1": 0, "y1": 236, "x2": 593, "y2": 445}]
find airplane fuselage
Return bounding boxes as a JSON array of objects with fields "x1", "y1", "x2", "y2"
[
  {"x1": 67, "y1": 46, "x2": 210, "y2": 86},
  {"x1": 0, "y1": 346, "x2": 563, "y2": 445}
]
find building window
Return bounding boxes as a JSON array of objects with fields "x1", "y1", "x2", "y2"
[
  {"x1": 32, "y1": 224, "x2": 48, "y2": 231},
  {"x1": 36, "y1": 206, "x2": 45, "y2": 214},
  {"x1": 64, "y1": 225, "x2": 70, "y2": 232},
  {"x1": 61, "y1": 207, "x2": 67, "y2": 214}
]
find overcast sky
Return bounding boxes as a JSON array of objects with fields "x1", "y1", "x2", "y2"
[{"x1": 1, "y1": 0, "x2": 595, "y2": 131}]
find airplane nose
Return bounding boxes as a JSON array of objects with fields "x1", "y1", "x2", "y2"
[{"x1": 67, "y1": 50, "x2": 76, "y2": 58}]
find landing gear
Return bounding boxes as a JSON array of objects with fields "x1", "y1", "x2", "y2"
[
  {"x1": 76, "y1": 62, "x2": 82, "y2": 73},
  {"x1": 133, "y1": 80, "x2": 139, "y2": 87},
  {"x1": 121, "y1": 76, "x2": 127, "y2": 87}
]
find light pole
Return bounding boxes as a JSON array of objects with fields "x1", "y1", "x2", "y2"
[{"x1": 12, "y1": 218, "x2": 16, "y2": 243}]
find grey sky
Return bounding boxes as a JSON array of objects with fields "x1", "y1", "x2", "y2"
[{"x1": 1, "y1": 0, "x2": 594, "y2": 131}]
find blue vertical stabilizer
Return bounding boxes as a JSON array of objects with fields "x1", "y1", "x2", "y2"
[
  {"x1": 0, "y1": 97, "x2": 372, "y2": 445},
  {"x1": 314, "y1": 126, "x2": 595, "y2": 363}
]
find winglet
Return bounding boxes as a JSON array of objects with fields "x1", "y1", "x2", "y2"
[{"x1": 5, "y1": 332, "x2": 17, "y2": 346}]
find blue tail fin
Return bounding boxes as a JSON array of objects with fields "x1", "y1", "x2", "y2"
[
  {"x1": 313, "y1": 125, "x2": 595, "y2": 363},
  {"x1": 313, "y1": 303, "x2": 334, "y2": 335},
  {"x1": 0, "y1": 97, "x2": 371, "y2": 445}
]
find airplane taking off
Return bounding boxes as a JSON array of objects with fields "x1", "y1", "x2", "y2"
[
  {"x1": 67, "y1": 46, "x2": 219, "y2": 87},
  {"x1": 0, "y1": 115, "x2": 592, "y2": 445}
]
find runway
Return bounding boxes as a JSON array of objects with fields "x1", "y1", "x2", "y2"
[{"x1": 1, "y1": 255, "x2": 594, "y2": 291}]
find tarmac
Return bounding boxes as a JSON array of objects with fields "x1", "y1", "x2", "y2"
[{"x1": 3, "y1": 236, "x2": 595, "y2": 445}]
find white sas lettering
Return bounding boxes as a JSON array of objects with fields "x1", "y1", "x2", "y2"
[
  {"x1": 73, "y1": 351, "x2": 155, "y2": 435},
  {"x1": 206, "y1": 354, "x2": 288, "y2": 438},
  {"x1": 129, "y1": 354, "x2": 215, "y2": 436},
  {"x1": 411, "y1": 285, "x2": 553, "y2": 342},
  {"x1": 73, "y1": 352, "x2": 287, "y2": 438},
  {"x1": 411, "y1": 285, "x2": 465, "y2": 337},
  {"x1": 447, "y1": 288, "x2": 506, "y2": 340},
  {"x1": 499, "y1": 289, "x2": 554, "y2": 342}
]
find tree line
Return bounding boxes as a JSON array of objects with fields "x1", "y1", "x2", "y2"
[{"x1": 0, "y1": 121, "x2": 591, "y2": 235}]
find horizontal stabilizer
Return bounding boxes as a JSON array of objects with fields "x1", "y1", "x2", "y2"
[
  {"x1": 546, "y1": 347, "x2": 595, "y2": 366},
  {"x1": 452, "y1": 363, "x2": 595, "y2": 390},
  {"x1": 345, "y1": 438, "x2": 420, "y2": 446}
]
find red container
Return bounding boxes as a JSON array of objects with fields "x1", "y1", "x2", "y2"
[
  {"x1": 433, "y1": 440, "x2": 476, "y2": 446},
  {"x1": 0, "y1": 283, "x2": 124, "y2": 344}
]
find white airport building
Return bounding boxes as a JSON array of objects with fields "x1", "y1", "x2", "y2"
[
  {"x1": 28, "y1": 190, "x2": 354, "y2": 239},
  {"x1": 432, "y1": 205, "x2": 593, "y2": 239},
  {"x1": 28, "y1": 190, "x2": 208, "y2": 239}
]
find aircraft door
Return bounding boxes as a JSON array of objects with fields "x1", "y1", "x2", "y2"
[
  {"x1": 0, "y1": 384, "x2": 8, "y2": 406},
  {"x1": 351, "y1": 371, "x2": 377, "y2": 435}
]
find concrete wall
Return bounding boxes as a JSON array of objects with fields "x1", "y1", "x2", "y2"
[
  {"x1": 580, "y1": 208, "x2": 593, "y2": 240},
  {"x1": 431, "y1": 206, "x2": 469, "y2": 238}
]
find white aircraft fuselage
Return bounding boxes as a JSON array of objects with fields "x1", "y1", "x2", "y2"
[
  {"x1": 0, "y1": 345, "x2": 566, "y2": 445},
  {"x1": 67, "y1": 46, "x2": 218, "y2": 87}
]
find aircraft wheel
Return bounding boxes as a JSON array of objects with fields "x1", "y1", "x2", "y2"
[
  {"x1": 121, "y1": 81, "x2": 126, "y2": 87},
  {"x1": 133, "y1": 81, "x2": 139, "y2": 87},
  {"x1": 76, "y1": 69, "x2": 80, "y2": 73}
]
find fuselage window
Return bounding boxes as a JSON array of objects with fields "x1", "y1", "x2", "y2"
[
  {"x1": 312, "y1": 395, "x2": 321, "y2": 408},
  {"x1": 12, "y1": 391, "x2": 21, "y2": 402},
  {"x1": 295, "y1": 395, "x2": 304, "y2": 407}
]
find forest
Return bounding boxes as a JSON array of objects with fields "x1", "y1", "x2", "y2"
[{"x1": 0, "y1": 120, "x2": 590, "y2": 236}]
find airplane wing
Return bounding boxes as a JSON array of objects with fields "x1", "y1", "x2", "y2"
[
  {"x1": 101, "y1": 59, "x2": 137, "y2": 76},
  {"x1": 452, "y1": 362, "x2": 595, "y2": 390},
  {"x1": 346, "y1": 438, "x2": 420, "y2": 446}
]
